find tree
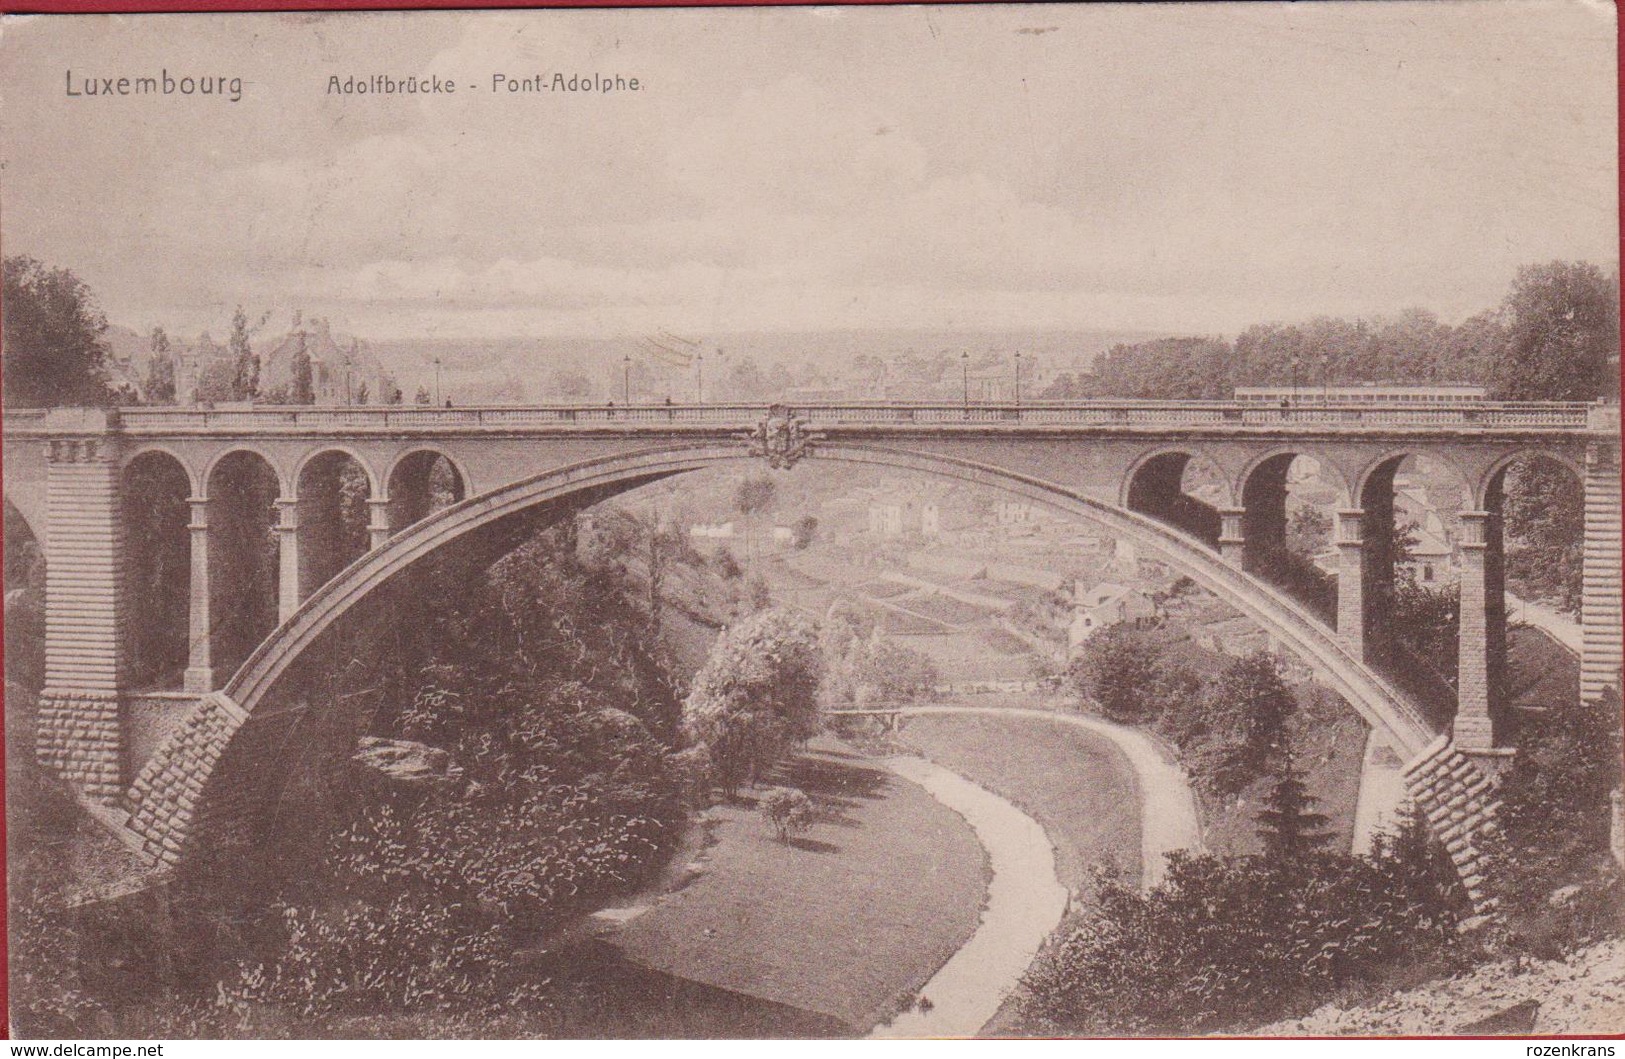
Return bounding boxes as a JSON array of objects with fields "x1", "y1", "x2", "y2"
[
  {"x1": 1286, "y1": 506, "x2": 1331, "y2": 558},
  {"x1": 759, "y1": 786, "x2": 815, "y2": 842},
  {"x1": 1069, "y1": 624, "x2": 1164, "y2": 722},
  {"x1": 1503, "y1": 455, "x2": 1585, "y2": 614},
  {"x1": 1254, "y1": 758, "x2": 1334, "y2": 859},
  {"x1": 143, "y1": 327, "x2": 177, "y2": 404},
  {"x1": 228, "y1": 305, "x2": 259, "y2": 401},
  {"x1": 723, "y1": 355, "x2": 769, "y2": 401},
  {"x1": 1491, "y1": 260, "x2": 1618, "y2": 401},
  {"x1": 845, "y1": 634, "x2": 939, "y2": 706},
  {"x1": 1188, "y1": 652, "x2": 1296, "y2": 796},
  {"x1": 2, "y1": 255, "x2": 112, "y2": 406},
  {"x1": 734, "y1": 475, "x2": 777, "y2": 518},
  {"x1": 682, "y1": 608, "x2": 823, "y2": 793},
  {"x1": 289, "y1": 333, "x2": 315, "y2": 405},
  {"x1": 548, "y1": 369, "x2": 595, "y2": 399}
]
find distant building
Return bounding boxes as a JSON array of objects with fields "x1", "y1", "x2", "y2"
[
  {"x1": 261, "y1": 317, "x2": 395, "y2": 405},
  {"x1": 1068, "y1": 581, "x2": 1157, "y2": 653},
  {"x1": 921, "y1": 503, "x2": 941, "y2": 537},
  {"x1": 995, "y1": 501, "x2": 1033, "y2": 526},
  {"x1": 690, "y1": 522, "x2": 736, "y2": 540},
  {"x1": 868, "y1": 502, "x2": 904, "y2": 536},
  {"x1": 1403, "y1": 524, "x2": 1456, "y2": 586}
]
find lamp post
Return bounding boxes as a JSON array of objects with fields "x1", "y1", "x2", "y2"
[
  {"x1": 696, "y1": 353, "x2": 704, "y2": 403},
  {"x1": 623, "y1": 355, "x2": 631, "y2": 405},
  {"x1": 1014, "y1": 351, "x2": 1023, "y2": 408},
  {"x1": 962, "y1": 350, "x2": 970, "y2": 409},
  {"x1": 1321, "y1": 353, "x2": 1331, "y2": 403},
  {"x1": 1290, "y1": 354, "x2": 1301, "y2": 405},
  {"x1": 433, "y1": 357, "x2": 441, "y2": 405}
]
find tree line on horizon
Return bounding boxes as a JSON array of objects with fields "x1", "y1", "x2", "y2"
[
  {"x1": 1042, "y1": 261, "x2": 1619, "y2": 404},
  {"x1": 4, "y1": 255, "x2": 1616, "y2": 411}
]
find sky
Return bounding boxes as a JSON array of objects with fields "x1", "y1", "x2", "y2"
[{"x1": 0, "y1": 2, "x2": 1617, "y2": 342}]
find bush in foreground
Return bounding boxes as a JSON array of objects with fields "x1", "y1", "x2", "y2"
[{"x1": 1020, "y1": 822, "x2": 1465, "y2": 1035}]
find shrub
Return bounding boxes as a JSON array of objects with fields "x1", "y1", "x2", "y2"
[
  {"x1": 682, "y1": 608, "x2": 823, "y2": 793},
  {"x1": 1069, "y1": 624, "x2": 1164, "y2": 722},
  {"x1": 225, "y1": 898, "x2": 526, "y2": 1019},
  {"x1": 759, "y1": 787, "x2": 816, "y2": 841},
  {"x1": 1488, "y1": 685, "x2": 1624, "y2": 955},
  {"x1": 1021, "y1": 849, "x2": 1462, "y2": 1036},
  {"x1": 1184, "y1": 652, "x2": 1296, "y2": 797}
]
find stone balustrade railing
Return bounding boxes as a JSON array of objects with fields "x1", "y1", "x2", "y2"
[{"x1": 3, "y1": 399, "x2": 1608, "y2": 435}]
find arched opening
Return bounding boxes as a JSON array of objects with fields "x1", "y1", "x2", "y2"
[
  {"x1": 1357, "y1": 453, "x2": 1471, "y2": 727},
  {"x1": 1125, "y1": 450, "x2": 1225, "y2": 549},
  {"x1": 122, "y1": 452, "x2": 192, "y2": 690},
  {"x1": 208, "y1": 451, "x2": 281, "y2": 679},
  {"x1": 386, "y1": 450, "x2": 466, "y2": 536},
  {"x1": 1491, "y1": 453, "x2": 1585, "y2": 621},
  {"x1": 296, "y1": 451, "x2": 373, "y2": 600},
  {"x1": 1485, "y1": 452, "x2": 1585, "y2": 731},
  {"x1": 1241, "y1": 453, "x2": 1340, "y2": 624}
]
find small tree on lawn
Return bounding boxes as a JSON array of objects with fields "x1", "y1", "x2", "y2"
[{"x1": 760, "y1": 787, "x2": 815, "y2": 842}]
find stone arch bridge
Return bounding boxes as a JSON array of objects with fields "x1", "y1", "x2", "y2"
[{"x1": 4, "y1": 399, "x2": 1619, "y2": 904}]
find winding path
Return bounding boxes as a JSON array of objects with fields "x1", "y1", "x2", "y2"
[
  {"x1": 870, "y1": 755, "x2": 1069, "y2": 1038},
  {"x1": 871, "y1": 708, "x2": 1202, "y2": 1039},
  {"x1": 869, "y1": 705, "x2": 1205, "y2": 1038},
  {"x1": 901, "y1": 706, "x2": 1205, "y2": 886}
]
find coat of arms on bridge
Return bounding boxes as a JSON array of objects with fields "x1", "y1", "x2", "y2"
[{"x1": 744, "y1": 403, "x2": 820, "y2": 469}]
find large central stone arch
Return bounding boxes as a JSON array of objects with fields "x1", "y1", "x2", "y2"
[{"x1": 124, "y1": 440, "x2": 1437, "y2": 867}]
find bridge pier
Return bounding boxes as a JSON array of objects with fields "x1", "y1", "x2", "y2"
[
  {"x1": 1454, "y1": 509, "x2": 1505, "y2": 750},
  {"x1": 274, "y1": 498, "x2": 301, "y2": 624},
  {"x1": 366, "y1": 497, "x2": 392, "y2": 550},
  {"x1": 1218, "y1": 507, "x2": 1246, "y2": 565},
  {"x1": 36, "y1": 415, "x2": 127, "y2": 802},
  {"x1": 1335, "y1": 509, "x2": 1365, "y2": 659},
  {"x1": 183, "y1": 496, "x2": 215, "y2": 693}
]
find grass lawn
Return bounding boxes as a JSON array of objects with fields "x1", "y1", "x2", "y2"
[
  {"x1": 606, "y1": 738, "x2": 988, "y2": 1034},
  {"x1": 892, "y1": 711, "x2": 1142, "y2": 892}
]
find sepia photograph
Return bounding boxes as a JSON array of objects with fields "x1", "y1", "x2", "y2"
[{"x1": 0, "y1": 1, "x2": 1621, "y2": 1041}]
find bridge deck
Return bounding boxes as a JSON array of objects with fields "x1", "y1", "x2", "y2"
[{"x1": 3, "y1": 400, "x2": 1611, "y2": 437}]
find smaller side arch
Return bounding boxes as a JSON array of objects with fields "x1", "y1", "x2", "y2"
[
  {"x1": 385, "y1": 446, "x2": 472, "y2": 498},
  {"x1": 291, "y1": 444, "x2": 382, "y2": 500},
  {"x1": 204, "y1": 446, "x2": 290, "y2": 501},
  {"x1": 1122, "y1": 446, "x2": 1229, "y2": 550},
  {"x1": 1473, "y1": 447, "x2": 1585, "y2": 510},
  {"x1": 1234, "y1": 446, "x2": 1350, "y2": 510},
  {"x1": 385, "y1": 447, "x2": 471, "y2": 537},
  {"x1": 1120, "y1": 445, "x2": 1236, "y2": 510},
  {"x1": 1352, "y1": 447, "x2": 1471, "y2": 511},
  {"x1": 121, "y1": 443, "x2": 202, "y2": 496}
]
